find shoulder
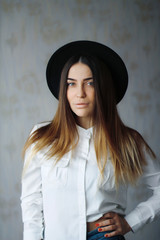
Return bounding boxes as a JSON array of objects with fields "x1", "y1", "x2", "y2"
[
  {"x1": 127, "y1": 127, "x2": 145, "y2": 142},
  {"x1": 30, "y1": 121, "x2": 51, "y2": 134}
]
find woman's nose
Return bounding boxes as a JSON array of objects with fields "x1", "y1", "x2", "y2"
[{"x1": 76, "y1": 85, "x2": 86, "y2": 97}]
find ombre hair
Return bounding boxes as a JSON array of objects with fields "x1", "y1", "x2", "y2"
[{"x1": 23, "y1": 55, "x2": 155, "y2": 186}]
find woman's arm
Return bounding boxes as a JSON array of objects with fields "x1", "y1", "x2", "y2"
[
  {"x1": 21, "y1": 126, "x2": 44, "y2": 240},
  {"x1": 124, "y1": 148, "x2": 160, "y2": 232}
]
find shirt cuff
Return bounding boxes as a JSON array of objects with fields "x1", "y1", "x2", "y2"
[
  {"x1": 23, "y1": 229, "x2": 43, "y2": 240},
  {"x1": 125, "y1": 211, "x2": 141, "y2": 232},
  {"x1": 125, "y1": 204, "x2": 153, "y2": 232}
]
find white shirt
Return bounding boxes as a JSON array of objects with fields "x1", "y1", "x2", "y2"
[{"x1": 21, "y1": 122, "x2": 160, "y2": 240}]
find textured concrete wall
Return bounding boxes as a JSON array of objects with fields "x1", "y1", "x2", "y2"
[{"x1": 0, "y1": 0, "x2": 160, "y2": 239}]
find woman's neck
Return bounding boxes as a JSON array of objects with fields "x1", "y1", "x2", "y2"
[{"x1": 76, "y1": 117, "x2": 93, "y2": 129}]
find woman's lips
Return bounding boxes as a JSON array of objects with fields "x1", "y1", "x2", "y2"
[{"x1": 75, "y1": 103, "x2": 89, "y2": 108}]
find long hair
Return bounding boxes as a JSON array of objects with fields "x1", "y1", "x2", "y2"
[{"x1": 23, "y1": 55, "x2": 155, "y2": 186}]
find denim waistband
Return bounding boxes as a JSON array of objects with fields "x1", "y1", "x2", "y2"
[{"x1": 87, "y1": 228, "x2": 125, "y2": 240}]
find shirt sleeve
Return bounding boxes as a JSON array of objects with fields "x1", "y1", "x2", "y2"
[
  {"x1": 21, "y1": 125, "x2": 44, "y2": 240},
  {"x1": 125, "y1": 148, "x2": 160, "y2": 232}
]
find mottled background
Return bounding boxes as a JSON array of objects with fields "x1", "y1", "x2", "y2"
[{"x1": 0, "y1": 0, "x2": 160, "y2": 239}]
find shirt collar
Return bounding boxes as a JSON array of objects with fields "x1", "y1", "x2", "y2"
[{"x1": 76, "y1": 124, "x2": 93, "y2": 139}]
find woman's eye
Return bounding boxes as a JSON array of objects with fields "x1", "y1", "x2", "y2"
[
  {"x1": 67, "y1": 82, "x2": 75, "y2": 86},
  {"x1": 87, "y1": 81, "x2": 94, "y2": 86}
]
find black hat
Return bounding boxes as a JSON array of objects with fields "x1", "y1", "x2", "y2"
[{"x1": 46, "y1": 40, "x2": 128, "y2": 103}]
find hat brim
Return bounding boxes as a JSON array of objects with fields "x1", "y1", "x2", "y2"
[{"x1": 46, "y1": 40, "x2": 128, "y2": 104}]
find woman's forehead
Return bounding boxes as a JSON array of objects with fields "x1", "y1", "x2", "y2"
[{"x1": 68, "y1": 62, "x2": 93, "y2": 78}]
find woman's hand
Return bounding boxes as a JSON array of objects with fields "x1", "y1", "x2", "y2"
[{"x1": 95, "y1": 212, "x2": 132, "y2": 238}]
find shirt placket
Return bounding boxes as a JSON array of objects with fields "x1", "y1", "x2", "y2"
[{"x1": 78, "y1": 132, "x2": 91, "y2": 240}]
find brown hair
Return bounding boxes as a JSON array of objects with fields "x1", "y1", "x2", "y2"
[{"x1": 23, "y1": 55, "x2": 155, "y2": 186}]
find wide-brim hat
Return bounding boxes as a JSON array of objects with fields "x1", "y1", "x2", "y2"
[{"x1": 46, "y1": 40, "x2": 128, "y2": 103}]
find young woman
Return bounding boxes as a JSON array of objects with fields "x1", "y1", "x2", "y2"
[{"x1": 21, "y1": 41, "x2": 160, "y2": 240}]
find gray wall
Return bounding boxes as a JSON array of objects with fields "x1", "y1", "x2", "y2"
[{"x1": 0, "y1": 0, "x2": 160, "y2": 239}]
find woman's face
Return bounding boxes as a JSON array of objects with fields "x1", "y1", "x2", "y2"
[{"x1": 67, "y1": 62, "x2": 95, "y2": 128}]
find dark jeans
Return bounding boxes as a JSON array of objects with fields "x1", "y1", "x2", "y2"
[{"x1": 87, "y1": 228, "x2": 125, "y2": 240}]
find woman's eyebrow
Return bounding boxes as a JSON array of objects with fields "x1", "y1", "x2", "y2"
[{"x1": 67, "y1": 77, "x2": 93, "y2": 81}]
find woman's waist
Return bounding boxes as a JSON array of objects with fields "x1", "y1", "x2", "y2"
[
  {"x1": 87, "y1": 209, "x2": 125, "y2": 232},
  {"x1": 87, "y1": 216, "x2": 105, "y2": 232}
]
